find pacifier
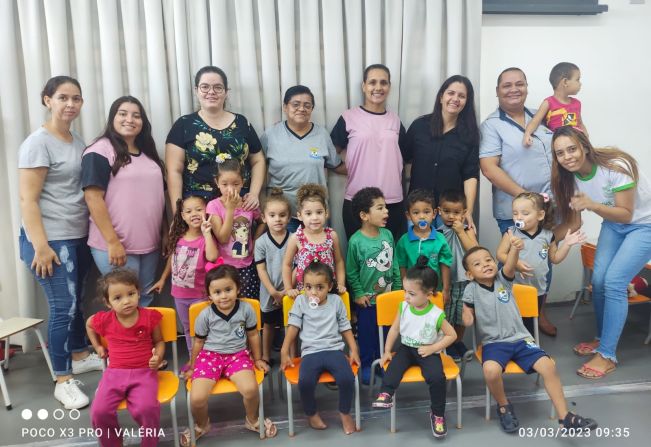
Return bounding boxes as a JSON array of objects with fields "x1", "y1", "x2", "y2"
[
  {"x1": 308, "y1": 295, "x2": 320, "y2": 309},
  {"x1": 417, "y1": 219, "x2": 429, "y2": 230},
  {"x1": 514, "y1": 220, "x2": 525, "y2": 229}
]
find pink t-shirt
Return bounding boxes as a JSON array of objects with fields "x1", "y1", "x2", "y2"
[
  {"x1": 206, "y1": 198, "x2": 260, "y2": 268},
  {"x1": 545, "y1": 96, "x2": 582, "y2": 131},
  {"x1": 341, "y1": 107, "x2": 404, "y2": 203},
  {"x1": 171, "y1": 235, "x2": 215, "y2": 298},
  {"x1": 84, "y1": 138, "x2": 165, "y2": 254}
]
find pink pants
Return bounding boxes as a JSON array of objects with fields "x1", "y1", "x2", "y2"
[{"x1": 91, "y1": 368, "x2": 160, "y2": 447}]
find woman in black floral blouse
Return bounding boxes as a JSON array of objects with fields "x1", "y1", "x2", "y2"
[{"x1": 165, "y1": 66, "x2": 265, "y2": 212}]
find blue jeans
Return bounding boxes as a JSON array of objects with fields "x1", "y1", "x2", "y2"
[
  {"x1": 19, "y1": 229, "x2": 91, "y2": 375},
  {"x1": 90, "y1": 248, "x2": 160, "y2": 307},
  {"x1": 591, "y1": 221, "x2": 651, "y2": 362}
]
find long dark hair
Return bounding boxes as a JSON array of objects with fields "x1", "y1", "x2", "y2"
[
  {"x1": 94, "y1": 96, "x2": 164, "y2": 176},
  {"x1": 167, "y1": 196, "x2": 208, "y2": 256},
  {"x1": 429, "y1": 75, "x2": 479, "y2": 147}
]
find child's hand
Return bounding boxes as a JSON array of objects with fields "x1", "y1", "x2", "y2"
[
  {"x1": 355, "y1": 295, "x2": 371, "y2": 308},
  {"x1": 522, "y1": 133, "x2": 533, "y2": 147},
  {"x1": 223, "y1": 188, "x2": 241, "y2": 211},
  {"x1": 201, "y1": 215, "x2": 212, "y2": 235},
  {"x1": 337, "y1": 283, "x2": 347, "y2": 294},
  {"x1": 280, "y1": 352, "x2": 294, "y2": 371},
  {"x1": 271, "y1": 290, "x2": 285, "y2": 305},
  {"x1": 255, "y1": 359, "x2": 270, "y2": 373},
  {"x1": 570, "y1": 192, "x2": 595, "y2": 212},
  {"x1": 443, "y1": 289, "x2": 451, "y2": 306},
  {"x1": 182, "y1": 368, "x2": 194, "y2": 380},
  {"x1": 508, "y1": 230, "x2": 524, "y2": 251},
  {"x1": 95, "y1": 346, "x2": 107, "y2": 359},
  {"x1": 451, "y1": 219, "x2": 465, "y2": 234},
  {"x1": 380, "y1": 351, "x2": 393, "y2": 366},
  {"x1": 148, "y1": 348, "x2": 161, "y2": 370},
  {"x1": 417, "y1": 344, "x2": 437, "y2": 358},
  {"x1": 564, "y1": 228, "x2": 587, "y2": 247},
  {"x1": 349, "y1": 350, "x2": 361, "y2": 367},
  {"x1": 287, "y1": 288, "x2": 300, "y2": 298},
  {"x1": 147, "y1": 278, "x2": 166, "y2": 295},
  {"x1": 516, "y1": 260, "x2": 534, "y2": 279}
]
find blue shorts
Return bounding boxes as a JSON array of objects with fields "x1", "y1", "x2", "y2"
[{"x1": 482, "y1": 340, "x2": 548, "y2": 374}]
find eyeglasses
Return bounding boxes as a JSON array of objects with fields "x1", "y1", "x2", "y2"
[
  {"x1": 288, "y1": 101, "x2": 314, "y2": 111},
  {"x1": 198, "y1": 84, "x2": 226, "y2": 94}
]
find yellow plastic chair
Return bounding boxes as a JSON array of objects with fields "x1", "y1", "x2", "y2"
[
  {"x1": 370, "y1": 290, "x2": 462, "y2": 432},
  {"x1": 186, "y1": 299, "x2": 266, "y2": 444},
  {"x1": 99, "y1": 307, "x2": 180, "y2": 447},
  {"x1": 281, "y1": 292, "x2": 361, "y2": 437},
  {"x1": 472, "y1": 284, "x2": 554, "y2": 420}
]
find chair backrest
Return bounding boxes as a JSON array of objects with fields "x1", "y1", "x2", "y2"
[
  {"x1": 580, "y1": 243, "x2": 596, "y2": 270},
  {"x1": 375, "y1": 290, "x2": 444, "y2": 327},
  {"x1": 513, "y1": 284, "x2": 539, "y2": 318},
  {"x1": 282, "y1": 291, "x2": 351, "y2": 326},
  {"x1": 189, "y1": 298, "x2": 261, "y2": 337}
]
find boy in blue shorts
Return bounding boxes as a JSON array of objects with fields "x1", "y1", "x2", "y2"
[{"x1": 461, "y1": 235, "x2": 597, "y2": 433}]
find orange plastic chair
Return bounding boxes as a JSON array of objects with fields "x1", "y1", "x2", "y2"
[
  {"x1": 370, "y1": 290, "x2": 462, "y2": 431},
  {"x1": 186, "y1": 299, "x2": 266, "y2": 444},
  {"x1": 281, "y1": 292, "x2": 360, "y2": 436},
  {"x1": 100, "y1": 307, "x2": 180, "y2": 447},
  {"x1": 471, "y1": 284, "x2": 555, "y2": 421}
]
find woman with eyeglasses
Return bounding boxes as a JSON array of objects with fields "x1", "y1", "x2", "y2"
[
  {"x1": 261, "y1": 85, "x2": 346, "y2": 232},
  {"x1": 166, "y1": 66, "x2": 265, "y2": 213}
]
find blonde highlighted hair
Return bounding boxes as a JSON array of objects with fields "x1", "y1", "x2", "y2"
[{"x1": 296, "y1": 183, "x2": 328, "y2": 210}]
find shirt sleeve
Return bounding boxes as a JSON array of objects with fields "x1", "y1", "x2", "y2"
[
  {"x1": 287, "y1": 296, "x2": 304, "y2": 329},
  {"x1": 395, "y1": 236, "x2": 408, "y2": 268},
  {"x1": 500, "y1": 269, "x2": 515, "y2": 282},
  {"x1": 165, "y1": 117, "x2": 186, "y2": 147},
  {"x1": 330, "y1": 116, "x2": 349, "y2": 149},
  {"x1": 245, "y1": 119, "x2": 262, "y2": 154},
  {"x1": 435, "y1": 311, "x2": 446, "y2": 331},
  {"x1": 438, "y1": 236, "x2": 454, "y2": 267},
  {"x1": 254, "y1": 235, "x2": 266, "y2": 264},
  {"x1": 479, "y1": 119, "x2": 503, "y2": 159},
  {"x1": 89, "y1": 311, "x2": 107, "y2": 336},
  {"x1": 259, "y1": 130, "x2": 269, "y2": 155},
  {"x1": 18, "y1": 137, "x2": 50, "y2": 169},
  {"x1": 391, "y1": 236, "x2": 403, "y2": 290},
  {"x1": 80, "y1": 152, "x2": 111, "y2": 190},
  {"x1": 244, "y1": 303, "x2": 258, "y2": 331},
  {"x1": 610, "y1": 164, "x2": 636, "y2": 191},
  {"x1": 398, "y1": 122, "x2": 408, "y2": 160},
  {"x1": 194, "y1": 309, "x2": 210, "y2": 339},
  {"x1": 461, "y1": 285, "x2": 474, "y2": 306},
  {"x1": 148, "y1": 309, "x2": 163, "y2": 331},
  {"x1": 324, "y1": 134, "x2": 342, "y2": 168},
  {"x1": 461, "y1": 140, "x2": 480, "y2": 181},
  {"x1": 336, "y1": 296, "x2": 352, "y2": 332},
  {"x1": 345, "y1": 237, "x2": 365, "y2": 299}
]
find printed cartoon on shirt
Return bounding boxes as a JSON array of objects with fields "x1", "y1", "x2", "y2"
[
  {"x1": 231, "y1": 215, "x2": 251, "y2": 258},
  {"x1": 366, "y1": 241, "x2": 394, "y2": 294},
  {"x1": 539, "y1": 242, "x2": 550, "y2": 260},
  {"x1": 172, "y1": 245, "x2": 199, "y2": 288}
]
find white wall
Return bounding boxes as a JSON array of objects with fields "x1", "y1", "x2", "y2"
[{"x1": 478, "y1": 0, "x2": 651, "y2": 301}]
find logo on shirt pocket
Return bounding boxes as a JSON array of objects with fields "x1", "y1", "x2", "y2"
[
  {"x1": 308, "y1": 147, "x2": 320, "y2": 159},
  {"x1": 235, "y1": 323, "x2": 246, "y2": 339},
  {"x1": 539, "y1": 243, "x2": 549, "y2": 260},
  {"x1": 497, "y1": 287, "x2": 510, "y2": 303}
]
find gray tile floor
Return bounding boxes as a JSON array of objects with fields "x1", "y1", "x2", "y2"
[{"x1": 2, "y1": 302, "x2": 650, "y2": 446}]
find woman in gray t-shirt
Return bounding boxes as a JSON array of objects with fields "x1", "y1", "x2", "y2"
[{"x1": 18, "y1": 76, "x2": 101, "y2": 410}]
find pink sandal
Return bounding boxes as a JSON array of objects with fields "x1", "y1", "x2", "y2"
[{"x1": 572, "y1": 342, "x2": 597, "y2": 357}]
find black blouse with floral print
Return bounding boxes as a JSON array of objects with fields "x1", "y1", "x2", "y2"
[{"x1": 166, "y1": 112, "x2": 262, "y2": 200}]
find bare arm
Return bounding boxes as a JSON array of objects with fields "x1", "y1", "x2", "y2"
[
  {"x1": 480, "y1": 156, "x2": 526, "y2": 198},
  {"x1": 523, "y1": 100, "x2": 550, "y2": 146},
  {"x1": 463, "y1": 177, "x2": 478, "y2": 229},
  {"x1": 462, "y1": 304, "x2": 474, "y2": 327},
  {"x1": 496, "y1": 231, "x2": 511, "y2": 265},
  {"x1": 243, "y1": 151, "x2": 266, "y2": 211},
  {"x1": 380, "y1": 311, "x2": 402, "y2": 365},
  {"x1": 201, "y1": 217, "x2": 219, "y2": 261},
  {"x1": 571, "y1": 189, "x2": 635, "y2": 224},
  {"x1": 148, "y1": 325, "x2": 166, "y2": 369},
  {"x1": 165, "y1": 143, "x2": 185, "y2": 215},
  {"x1": 85, "y1": 316, "x2": 106, "y2": 359},
  {"x1": 84, "y1": 187, "x2": 126, "y2": 266},
  {"x1": 553, "y1": 210, "x2": 582, "y2": 242},
  {"x1": 331, "y1": 162, "x2": 347, "y2": 175},
  {"x1": 148, "y1": 256, "x2": 172, "y2": 294},
  {"x1": 452, "y1": 221, "x2": 478, "y2": 251},
  {"x1": 280, "y1": 325, "x2": 300, "y2": 370},
  {"x1": 503, "y1": 232, "x2": 523, "y2": 279},
  {"x1": 418, "y1": 319, "x2": 457, "y2": 357},
  {"x1": 246, "y1": 329, "x2": 268, "y2": 371},
  {"x1": 257, "y1": 261, "x2": 284, "y2": 306},
  {"x1": 282, "y1": 235, "x2": 299, "y2": 296},
  {"x1": 341, "y1": 329, "x2": 360, "y2": 366},
  {"x1": 549, "y1": 228, "x2": 586, "y2": 264},
  {"x1": 332, "y1": 231, "x2": 347, "y2": 293}
]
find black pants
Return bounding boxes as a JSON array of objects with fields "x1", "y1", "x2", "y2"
[
  {"x1": 380, "y1": 343, "x2": 446, "y2": 415},
  {"x1": 298, "y1": 350, "x2": 355, "y2": 415},
  {"x1": 342, "y1": 199, "x2": 405, "y2": 242}
]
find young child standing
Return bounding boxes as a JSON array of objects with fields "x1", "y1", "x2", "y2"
[
  {"x1": 182, "y1": 265, "x2": 276, "y2": 446},
  {"x1": 346, "y1": 187, "x2": 402, "y2": 384},
  {"x1": 255, "y1": 188, "x2": 291, "y2": 365},
  {"x1": 149, "y1": 195, "x2": 220, "y2": 356},
  {"x1": 461, "y1": 243, "x2": 597, "y2": 433},
  {"x1": 208, "y1": 157, "x2": 262, "y2": 298},
  {"x1": 87, "y1": 269, "x2": 164, "y2": 447},
  {"x1": 396, "y1": 189, "x2": 453, "y2": 304},
  {"x1": 436, "y1": 189, "x2": 478, "y2": 360},
  {"x1": 373, "y1": 257, "x2": 457, "y2": 438},
  {"x1": 496, "y1": 192, "x2": 585, "y2": 336},
  {"x1": 282, "y1": 183, "x2": 346, "y2": 297},
  {"x1": 523, "y1": 62, "x2": 587, "y2": 146},
  {"x1": 280, "y1": 262, "x2": 361, "y2": 435}
]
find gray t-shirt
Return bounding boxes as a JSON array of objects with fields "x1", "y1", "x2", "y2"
[
  {"x1": 436, "y1": 223, "x2": 467, "y2": 283},
  {"x1": 287, "y1": 293, "x2": 352, "y2": 357},
  {"x1": 511, "y1": 226, "x2": 554, "y2": 295},
  {"x1": 462, "y1": 270, "x2": 532, "y2": 345},
  {"x1": 479, "y1": 108, "x2": 553, "y2": 220},
  {"x1": 254, "y1": 230, "x2": 289, "y2": 312},
  {"x1": 18, "y1": 127, "x2": 88, "y2": 240},
  {"x1": 261, "y1": 121, "x2": 341, "y2": 216},
  {"x1": 194, "y1": 301, "x2": 257, "y2": 354}
]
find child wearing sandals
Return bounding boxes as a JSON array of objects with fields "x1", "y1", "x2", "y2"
[
  {"x1": 182, "y1": 265, "x2": 277, "y2": 445},
  {"x1": 372, "y1": 256, "x2": 457, "y2": 438},
  {"x1": 86, "y1": 269, "x2": 164, "y2": 447},
  {"x1": 280, "y1": 262, "x2": 361, "y2": 434},
  {"x1": 461, "y1": 242, "x2": 597, "y2": 433}
]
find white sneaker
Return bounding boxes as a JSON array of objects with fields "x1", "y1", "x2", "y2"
[
  {"x1": 54, "y1": 379, "x2": 90, "y2": 409},
  {"x1": 72, "y1": 352, "x2": 103, "y2": 374}
]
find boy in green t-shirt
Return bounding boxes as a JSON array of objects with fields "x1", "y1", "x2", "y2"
[{"x1": 347, "y1": 187, "x2": 402, "y2": 384}]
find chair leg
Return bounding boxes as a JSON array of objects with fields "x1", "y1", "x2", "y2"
[
  {"x1": 354, "y1": 376, "x2": 360, "y2": 431},
  {"x1": 569, "y1": 290, "x2": 583, "y2": 320},
  {"x1": 369, "y1": 359, "x2": 380, "y2": 392},
  {"x1": 258, "y1": 384, "x2": 264, "y2": 439},
  {"x1": 34, "y1": 328, "x2": 56, "y2": 382},
  {"x1": 0, "y1": 365, "x2": 11, "y2": 409},
  {"x1": 2, "y1": 337, "x2": 9, "y2": 370},
  {"x1": 267, "y1": 369, "x2": 275, "y2": 402},
  {"x1": 485, "y1": 384, "x2": 490, "y2": 421},
  {"x1": 286, "y1": 379, "x2": 294, "y2": 437},
  {"x1": 390, "y1": 391, "x2": 396, "y2": 433},
  {"x1": 278, "y1": 370, "x2": 284, "y2": 401},
  {"x1": 170, "y1": 396, "x2": 179, "y2": 447},
  {"x1": 645, "y1": 306, "x2": 651, "y2": 345},
  {"x1": 187, "y1": 386, "x2": 196, "y2": 447},
  {"x1": 456, "y1": 376, "x2": 462, "y2": 429}
]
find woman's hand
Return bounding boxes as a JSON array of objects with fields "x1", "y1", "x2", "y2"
[
  {"x1": 570, "y1": 193, "x2": 596, "y2": 212},
  {"x1": 463, "y1": 211, "x2": 476, "y2": 234},
  {"x1": 287, "y1": 288, "x2": 300, "y2": 298},
  {"x1": 242, "y1": 192, "x2": 260, "y2": 211},
  {"x1": 108, "y1": 240, "x2": 127, "y2": 266},
  {"x1": 31, "y1": 244, "x2": 61, "y2": 278}
]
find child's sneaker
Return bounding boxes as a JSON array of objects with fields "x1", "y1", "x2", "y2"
[
  {"x1": 372, "y1": 392, "x2": 393, "y2": 408},
  {"x1": 497, "y1": 402, "x2": 519, "y2": 433},
  {"x1": 71, "y1": 352, "x2": 103, "y2": 374},
  {"x1": 430, "y1": 412, "x2": 447, "y2": 438},
  {"x1": 560, "y1": 412, "x2": 597, "y2": 430},
  {"x1": 446, "y1": 343, "x2": 460, "y2": 360}
]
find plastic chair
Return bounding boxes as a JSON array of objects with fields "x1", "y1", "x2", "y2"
[
  {"x1": 99, "y1": 307, "x2": 180, "y2": 447},
  {"x1": 186, "y1": 299, "x2": 266, "y2": 444},
  {"x1": 0, "y1": 317, "x2": 55, "y2": 410},
  {"x1": 369, "y1": 290, "x2": 462, "y2": 431},
  {"x1": 281, "y1": 292, "x2": 361, "y2": 437},
  {"x1": 471, "y1": 284, "x2": 554, "y2": 421}
]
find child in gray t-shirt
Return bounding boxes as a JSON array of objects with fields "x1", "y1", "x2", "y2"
[
  {"x1": 461, "y1": 240, "x2": 596, "y2": 434},
  {"x1": 280, "y1": 262, "x2": 360, "y2": 435}
]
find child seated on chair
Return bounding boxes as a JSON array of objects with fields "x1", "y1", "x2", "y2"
[
  {"x1": 86, "y1": 269, "x2": 164, "y2": 447},
  {"x1": 182, "y1": 265, "x2": 277, "y2": 446},
  {"x1": 280, "y1": 261, "x2": 361, "y2": 435},
  {"x1": 461, "y1": 240, "x2": 597, "y2": 434},
  {"x1": 372, "y1": 256, "x2": 457, "y2": 438}
]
